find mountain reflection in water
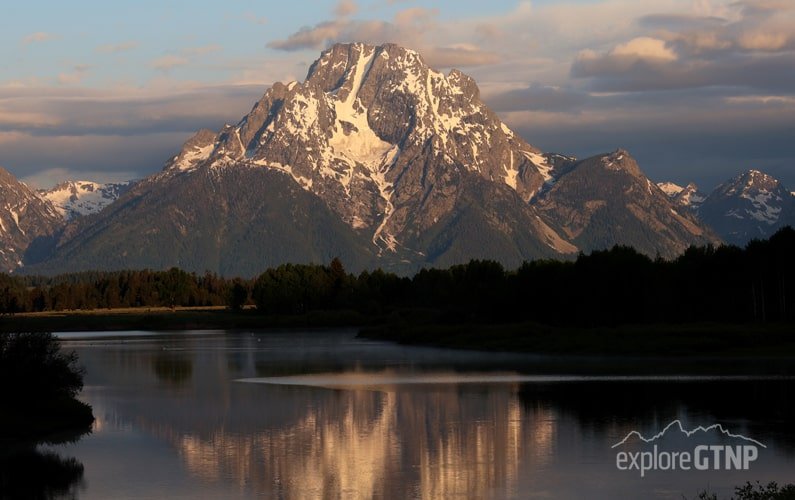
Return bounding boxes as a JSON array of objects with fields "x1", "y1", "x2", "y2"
[{"x1": 51, "y1": 330, "x2": 795, "y2": 499}]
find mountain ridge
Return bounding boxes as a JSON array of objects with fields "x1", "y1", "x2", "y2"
[
  {"x1": 14, "y1": 42, "x2": 722, "y2": 275},
  {"x1": 659, "y1": 169, "x2": 795, "y2": 245}
]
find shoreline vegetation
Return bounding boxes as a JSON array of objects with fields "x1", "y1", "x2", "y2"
[
  {"x1": 1, "y1": 227, "x2": 793, "y2": 357},
  {"x1": 0, "y1": 332, "x2": 94, "y2": 442}
]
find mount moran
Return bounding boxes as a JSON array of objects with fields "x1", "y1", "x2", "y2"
[{"x1": 1, "y1": 43, "x2": 741, "y2": 276}]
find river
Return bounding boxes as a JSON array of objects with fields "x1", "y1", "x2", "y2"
[{"x1": 30, "y1": 329, "x2": 795, "y2": 498}]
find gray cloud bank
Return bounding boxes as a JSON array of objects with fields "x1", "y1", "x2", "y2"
[{"x1": 0, "y1": 85, "x2": 264, "y2": 187}]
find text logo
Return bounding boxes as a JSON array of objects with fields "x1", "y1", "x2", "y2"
[{"x1": 612, "y1": 420, "x2": 765, "y2": 477}]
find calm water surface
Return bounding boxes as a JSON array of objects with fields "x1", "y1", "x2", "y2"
[{"x1": 32, "y1": 330, "x2": 795, "y2": 498}]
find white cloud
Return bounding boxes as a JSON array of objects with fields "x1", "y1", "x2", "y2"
[
  {"x1": 268, "y1": 6, "x2": 496, "y2": 68},
  {"x1": 57, "y1": 65, "x2": 91, "y2": 85},
  {"x1": 151, "y1": 55, "x2": 190, "y2": 72},
  {"x1": 334, "y1": 0, "x2": 358, "y2": 18},
  {"x1": 96, "y1": 41, "x2": 139, "y2": 53},
  {"x1": 612, "y1": 37, "x2": 678, "y2": 61},
  {"x1": 182, "y1": 44, "x2": 223, "y2": 57},
  {"x1": 737, "y1": 31, "x2": 789, "y2": 50},
  {"x1": 22, "y1": 32, "x2": 56, "y2": 45}
]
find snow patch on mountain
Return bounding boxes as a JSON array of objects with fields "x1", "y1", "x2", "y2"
[
  {"x1": 740, "y1": 190, "x2": 783, "y2": 224},
  {"x1": 524, "y1": 151, "x2": 553, "y2": 183},
  {"x1": 40, "y1": 180, "x2": 134, "y2": 219},
  {"x1": 658, "y1": 182, "x2": 706, "y2": 209},
  {"x1": 677, "y1": 186, "x2": 706, "y2": 207},
  {"x1": 657, "y1": 182, "x2": 684, "y2": 197}
]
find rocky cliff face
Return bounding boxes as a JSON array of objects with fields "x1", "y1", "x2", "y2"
[
  {"x1": 537, "y1": 150, "x2": 718, "y2": 258},
  {"x1": 0, "y1": 167, "x2": 62, "y2": 272}
]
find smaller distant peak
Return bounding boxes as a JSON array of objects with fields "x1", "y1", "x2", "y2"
[
  {"x1": 612, "y1": 148, "x2": 631, "y2": 157},
  {"x1": 742, "y1": 169, "x2": 774, "y2": 179},
  {"x1": 597, "y1": 148, "x2": 642, "y2": 176},
  {"x1": 657, "y1": 182, "x2": 685, "y2": 197},
  {"x1": 602, "y1": 148, "x2": 633, "y2": 162},
  {"x1": 737, "y1": 169, "x2": 779, "y2": 187}
]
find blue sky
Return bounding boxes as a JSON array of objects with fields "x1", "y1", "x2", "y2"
[{"x1": 1, "y1": 0, "x2": 793, "y2": 191}]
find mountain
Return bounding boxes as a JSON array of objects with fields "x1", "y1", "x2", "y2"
[
  {"x1": 34, "y1": 168, "x2": 378, "y2": 276},
  {"x1": 0, "y1": 167, "x2": 62, "y2": 272},
  {"x1": 39, "y1": 180, "x2": 135, "y2": 220},
  {"x1": 673, "y1": 183, "x2": 707, "y2": 209},
  {"x1": 537, "y1": 150, "x2": 718, "y2": 258},
  {"x1": 657, "y1": 182, "x2": 706, "y2": 209},
  {"x1": 23, "y1": 43, "x2": 716, "y2": 276},
  {"x1": 657, "y1": 182, "x2": 684, "y2": 197},
  {"x1": 697, "y1": 170, "x2": 795, "y2": 245}
]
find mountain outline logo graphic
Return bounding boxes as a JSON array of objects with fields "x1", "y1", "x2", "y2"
[{"x1": 611, "y1": 419, "x2": 767, "y2": 449}]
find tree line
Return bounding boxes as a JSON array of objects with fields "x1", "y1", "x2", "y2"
[
  {"x1": 1, "y1": 227, "x2": 793, "y2": 326},
  {"x1": 0, "y1": 268, "x2": 246, "y2": 313}
]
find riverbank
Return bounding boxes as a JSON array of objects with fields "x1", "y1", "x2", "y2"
[
  {"x1": 0, "y1": 332, "x2": 95, "y2": 443},
  {"x1": 3, "y1": 307, "x2": 795, "y2": 357},
  {"x1": 0, "y1": 398, "x2": 94, "y2": 443},
  {"x1": 358, "y1": 321, "x2": 795, "y2": 357},
  {"x1": 0, "y1": 307, "x2": 369, "y2": 333}
]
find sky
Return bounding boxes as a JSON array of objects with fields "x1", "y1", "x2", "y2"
[{"x1": 1, "y1": 0, "x2": 793, "y2": 191}]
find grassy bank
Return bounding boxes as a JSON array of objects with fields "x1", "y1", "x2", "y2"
[
  {"x1": 4, "y1": 307, "x2": 795, "y2": 357},
  {"x1": 0, "y1": 307, "x2": 370, "y2": 333}
]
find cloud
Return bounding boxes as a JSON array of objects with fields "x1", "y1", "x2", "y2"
[
  {"x1": 182, "y1": 44, "x2": 222, "y2": 57},
  {"x1": 486, "y1": 83, "x2": 589, "y2": 112},
  {"x1": 5, "y1": 131, "x2": 190, "y2": 187},
  {"x1": 268, "y1": 6, "x2": 496, "y2": 68},
  {"x1": 96, "y1": 41, "x2": 139, "y2": 53},
  {"x1": 334, "y1": 0, "x2": 358, "y2": 18},
  {"x1": 612, "y1": 37, "x2": 678, "y2": 60},
  {"x1": 569, "y1": 0, "x2": 795, "y2": 92},
  {"x1": 150, "y1": 45, "x2": 223, "y2": 72},
  {"x1": 4, "y1": 0, "x2": 794, "y2": 191},
  {"x1": 268, "y1": 21, "x2": 347, "y2": 51},
  {"x1": 499, "y1": 91, "x2": 795, "y2": 188},
  {"x1": 736, "y1": 31, "x2": 789, "y2": 50},
  {"x1": 22, "y1": 32, "x2": 56, "y2": 45},
  {"x1": 0, "y1": 83, "x2": 266, "y2": 184},
  {"x1": 243, "y1": 12, "x2": 268, "y2": 25},
  {"x1": 0, "y1": 84, "x2": 264, "y2": 137},
  {"x1": 152, "y1": 55, "x2": 190, "y2": 72},
  {"x1": 57, "y1": 65, "x2": 91, "y2": 85},
  {"x1": 422, "y1": 45, "x2": 499, "y2": 67},
  {"x1": 22, "y1": 167, "x2": 141, "y2": 189}
]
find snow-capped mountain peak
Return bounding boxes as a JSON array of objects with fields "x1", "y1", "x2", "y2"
[
  {"x1": 675, "y1": 183, "x2": 706, "y2": 208},
  {"x1": 657, "y1": 181, "x2": 684, "y2": 197},
  {"x1": 698, "y1": 169, "x2": 794, "y2": 245},
  {"x1": 715, "y1": 170, "x2": 787, "y2": 225},
  {"x1": 40, "y1": 180, "x2": 134, "y2": 219},
  {"x1": 161, "y1": 42, "x2": 559, "y2": 253},
  {"x1": 657, "y1": 181, "x2": 706, "y2": 209}
]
